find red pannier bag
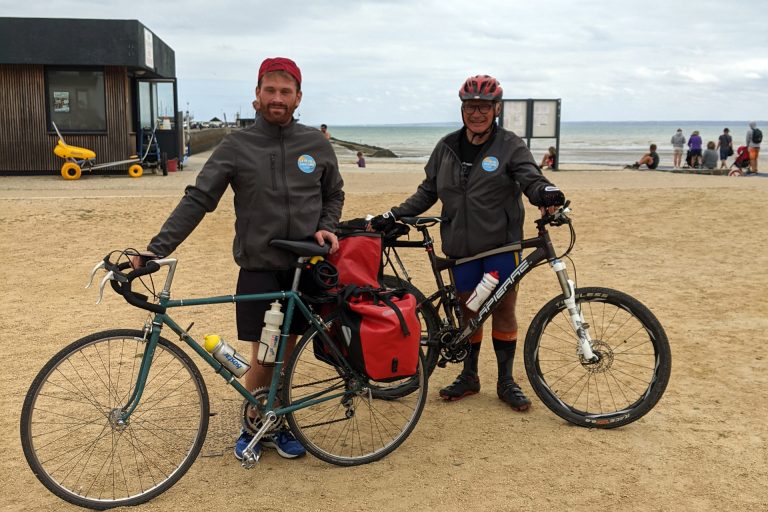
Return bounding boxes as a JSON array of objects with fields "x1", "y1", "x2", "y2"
[
  {"x1": 338, "y1": 286, "x2": 420, "y2": 381},
  {"x1": 325, "y1": 231, "x2": 382, "y2": 288}
]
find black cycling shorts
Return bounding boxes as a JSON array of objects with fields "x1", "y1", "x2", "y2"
[{"x1": 235, "y1": 268, "x2": 309, "y2": 341}]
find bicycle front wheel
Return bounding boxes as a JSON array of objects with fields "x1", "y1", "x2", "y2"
[
  {"x1": 524, "y1": 287, "x2": 671, "y2": 429},
  {"x1": 282, "y1": 317, "x2": 427, "y2": 466},
  {"x1": 20, "y1": 329, "x2": 210, "y2": 509}
]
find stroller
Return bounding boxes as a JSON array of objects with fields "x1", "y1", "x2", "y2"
[{"x1": 728, "y1": 146, "x2": 751, "y2": 176}]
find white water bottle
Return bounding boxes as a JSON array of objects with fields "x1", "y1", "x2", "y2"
[
  {"x1": 258, "y1": 301, "x2": 284, "y2": 364},
  {"x1": 465, "y1": 271, "x2": 500, "y2": 312}
]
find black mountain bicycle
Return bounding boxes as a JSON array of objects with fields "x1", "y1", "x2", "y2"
[{"x1": 378, "y1": 202, "x2": 671, "y2": 428}]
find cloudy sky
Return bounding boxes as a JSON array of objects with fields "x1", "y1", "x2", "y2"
[{"x1": 3, "y1": 0, "x2": 766, "y2": 124}]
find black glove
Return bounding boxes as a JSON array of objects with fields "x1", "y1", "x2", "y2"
[
  {"x1": 369, "y1": 210, "x2": 396, "y2": 232},
  {"x1": 540, "y1": 186, "x2": 566, "y2": 207}
]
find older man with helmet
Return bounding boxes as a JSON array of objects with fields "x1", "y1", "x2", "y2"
[
  {"x1": 132, "y1": 57, "x2": 345, "y2": 460},
  {"x1": 370, "y1": 74, "x2": 565, "y2": 411}
]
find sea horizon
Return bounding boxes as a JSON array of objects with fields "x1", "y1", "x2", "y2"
[{"x1": 324, "y1": 120, "x2": 761, "y2": 165}]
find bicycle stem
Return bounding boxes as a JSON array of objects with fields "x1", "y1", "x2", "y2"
[{"x1": 550, "y1": 259, "x2": 596, "y2": 361}]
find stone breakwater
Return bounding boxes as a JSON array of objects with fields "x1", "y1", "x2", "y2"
[{"x1": 330, "y1": 137, "x2": 398, "y2": 158}]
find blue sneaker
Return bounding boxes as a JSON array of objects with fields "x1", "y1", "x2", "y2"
[
  {"x1": 262, "y1": 429, "x2": 306, "y2": 459},
  {"x1": 234, "y1": 430, "x2": 262, "y2": 461}
]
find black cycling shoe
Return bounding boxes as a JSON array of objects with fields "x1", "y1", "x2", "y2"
[
  {"x1": 497, "y1": 379, "x2": 531, "y2": 411},
  {"x1": 439, "y1": 372, "x2": 480, "y2": 401}
]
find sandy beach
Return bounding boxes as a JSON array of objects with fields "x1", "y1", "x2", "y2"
[{"x1": 2, "y1": 152, "x2": 767, "y2": 511}]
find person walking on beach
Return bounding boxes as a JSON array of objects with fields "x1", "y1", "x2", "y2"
[
  {"x1": 688, "y1": 130, "x2": 703, "y2": 169},
  {"x1": 320, "y1": 123, "x2": 331, "y2": 140},
  {"x1": 356, "y1": 151, "x2": 366, "y2": 167},
  {"x1": 625, "y1": 144, "x2": 659, "y2": 170},
  {"x1": 746, "y1": 121, "x2": 761, "y2": 174},
  {"x1": 368, "y1": 74, "x2": 565, "y2": 412},
  {"x1": 717, "y1": 128, "x2": 733, "y2": 169},
  {"x1": 130, "y1": 57, "x2": 345, "y2": 462},
  {"x1": 671, "y1": 128, "x2": 686, "y2": 169}
]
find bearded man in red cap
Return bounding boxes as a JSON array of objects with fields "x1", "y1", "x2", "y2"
[{"x1": 132, "y1": 57, "x2": 344, "y2": 462}]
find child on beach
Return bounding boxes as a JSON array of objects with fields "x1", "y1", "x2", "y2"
[
  {"x1": 540, "y1": 146, "x2": 557, "y2": 170},
  {"x1": 356, "y1": 151, "x2": 366, "y2": 168},
  {"x1": 702, "y1": 141, "x2": 718, "y2": 170},
  {"x1": 625, "y1": 144, "x2": 659, "y2": 169}
]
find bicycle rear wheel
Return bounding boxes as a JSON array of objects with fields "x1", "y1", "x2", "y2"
[
  {"x1": 20, "y1": 329, "x2": 209, "y2": 509},
  {"x1": 282, "y1": 317, "x2": 427, "y2": 466},
  {"x1": 524, "y1": 287, "x2": 671, "y2": 429}
]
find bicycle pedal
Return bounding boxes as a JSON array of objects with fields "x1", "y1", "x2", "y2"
[{"x1": 240, "y1": 451, "x2": 261, "y2": 469}]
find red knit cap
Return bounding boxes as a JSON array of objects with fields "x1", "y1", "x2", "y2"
[{"x1": 258, "y1": 57, "x2": 302, "y2": 88}]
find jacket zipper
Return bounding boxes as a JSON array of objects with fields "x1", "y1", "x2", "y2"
[
  {"x1": 270, "y1": 153, "x2": 277, "y2": 189},
  {"x1": 445, "y1": 144, "x2": 471, "y2": 256},
  {"x1": 279, "y1": 128, "x2": 291, "y2": 239}
]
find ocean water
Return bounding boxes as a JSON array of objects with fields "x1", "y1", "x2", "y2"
[{"x1": 327, "y1": 121, "x2": 757, "y2": 165}]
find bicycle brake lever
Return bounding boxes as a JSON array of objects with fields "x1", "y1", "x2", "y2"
[
  {"x1": 85, "y1": 260, "x2": 106, "y2": 289},
  {"x1": 96, "y1": 271, "x2": 115, "y2": 304}
]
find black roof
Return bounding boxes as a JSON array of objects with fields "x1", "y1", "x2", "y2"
[{"x1": 0, "y1": 17, "x2": 175, "y2": 78}]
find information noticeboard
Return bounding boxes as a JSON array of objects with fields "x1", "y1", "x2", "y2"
[{"x1": 499, "y1": 98, "x2": 562, "y2": 169}]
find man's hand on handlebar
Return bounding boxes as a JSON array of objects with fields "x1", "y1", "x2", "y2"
[
  {"x1": 539, "y1": 186, "x2": 566, "y2": 216},
  {"x1": 367, "y1": 210, "x2": 396, "y2": 232},
  {"x1": 128, "y1": 250, "x2": 158, "y2": 270}
]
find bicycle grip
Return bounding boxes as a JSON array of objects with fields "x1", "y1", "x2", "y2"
[{"x1": 124, "y1": 261, "x2": 166, "y2": 314}]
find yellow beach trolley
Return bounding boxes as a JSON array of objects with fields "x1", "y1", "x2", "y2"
[{"x1": 52, "y1": 122, "x2": 164, "y2": 180}]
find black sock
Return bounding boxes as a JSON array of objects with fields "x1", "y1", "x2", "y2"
[
  {"x1": 493, "y1": 337, "x2": 517, "y2": 382},
  {"x1": 463, "y1": 342, "x2": 481, "y2": 376}
]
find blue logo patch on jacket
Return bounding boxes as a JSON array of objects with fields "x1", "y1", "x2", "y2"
[
  {"x1": 297, "y1": 155, "x2": 317, "y2": 173},
  {"x1": 481, "y1": 156, "x2": 499, "y2": 172}
]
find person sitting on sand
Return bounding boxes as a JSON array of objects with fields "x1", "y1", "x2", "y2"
[
  {"x1": 701, "y1": 141, "x2": 719, "y2": 170},
  {"x1": 356, "y1": 151, "x2": 366, "y2": 168},
  {"x1": 625, "y1": 144, "x2": 659, "y2": 169},
  {"x1": 540, "y1": 146, "x2": 557, "y2": 170}
]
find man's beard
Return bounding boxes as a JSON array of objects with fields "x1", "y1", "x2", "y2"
[{"x1": 261, "y1": 102, "x2": 296, "y2": 125}]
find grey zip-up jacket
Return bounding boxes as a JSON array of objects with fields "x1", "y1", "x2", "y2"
[
  {"x1": 148, "y1": 117, "x2": 344, "y2": 270},
  {"x1": 391, "y1": 125, "x2": 554, "y2": 258}
]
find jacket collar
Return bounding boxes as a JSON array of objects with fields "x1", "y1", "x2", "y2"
[
  {"x1": 444, "y1": 122, "x2": 499, "y2": 155},
  {"x1": 255, "y1": 115, "x2": 298, "y2": 138}
]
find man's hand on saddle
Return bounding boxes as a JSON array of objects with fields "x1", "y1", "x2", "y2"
[{"x1": 315, "y1": 230, "x2": 339, "y2": 254}]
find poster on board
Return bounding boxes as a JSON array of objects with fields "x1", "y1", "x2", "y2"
[
  {"x1": 532, "y1": 100, "x2": 558, "y2": 138},
  {"x1": 53, "y1": 91, "x2": 70, "y2": 112},
  {"x1": 501, "y1": 100, "x2": 528, "y2": 137}
]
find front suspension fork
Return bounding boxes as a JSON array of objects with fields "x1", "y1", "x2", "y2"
[{"x1": 550, "y1": 259, "x2": 597, "y2": 362}]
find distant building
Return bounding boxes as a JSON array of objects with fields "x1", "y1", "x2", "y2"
[{"x1": 0, "y1": 17, "x2": 182, "y2": 174}]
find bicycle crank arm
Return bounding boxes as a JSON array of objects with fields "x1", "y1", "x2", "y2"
[{"x1": 240, "y1": 411, "x2": 278, "y2": 469}]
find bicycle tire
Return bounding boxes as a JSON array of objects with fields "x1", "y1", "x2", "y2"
[
  {"x1": 524, "y1": 287, "x2": 671, "y2": 429},
  {"x1": 381, "y1": 274, "x2": 442, "y2": 377},
  {"x1": 282, "y1": 316, "x2": 427, "y2": 466},
  {"x1": 20, "y1": 329, "x2": 210, "y2": 509}
]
